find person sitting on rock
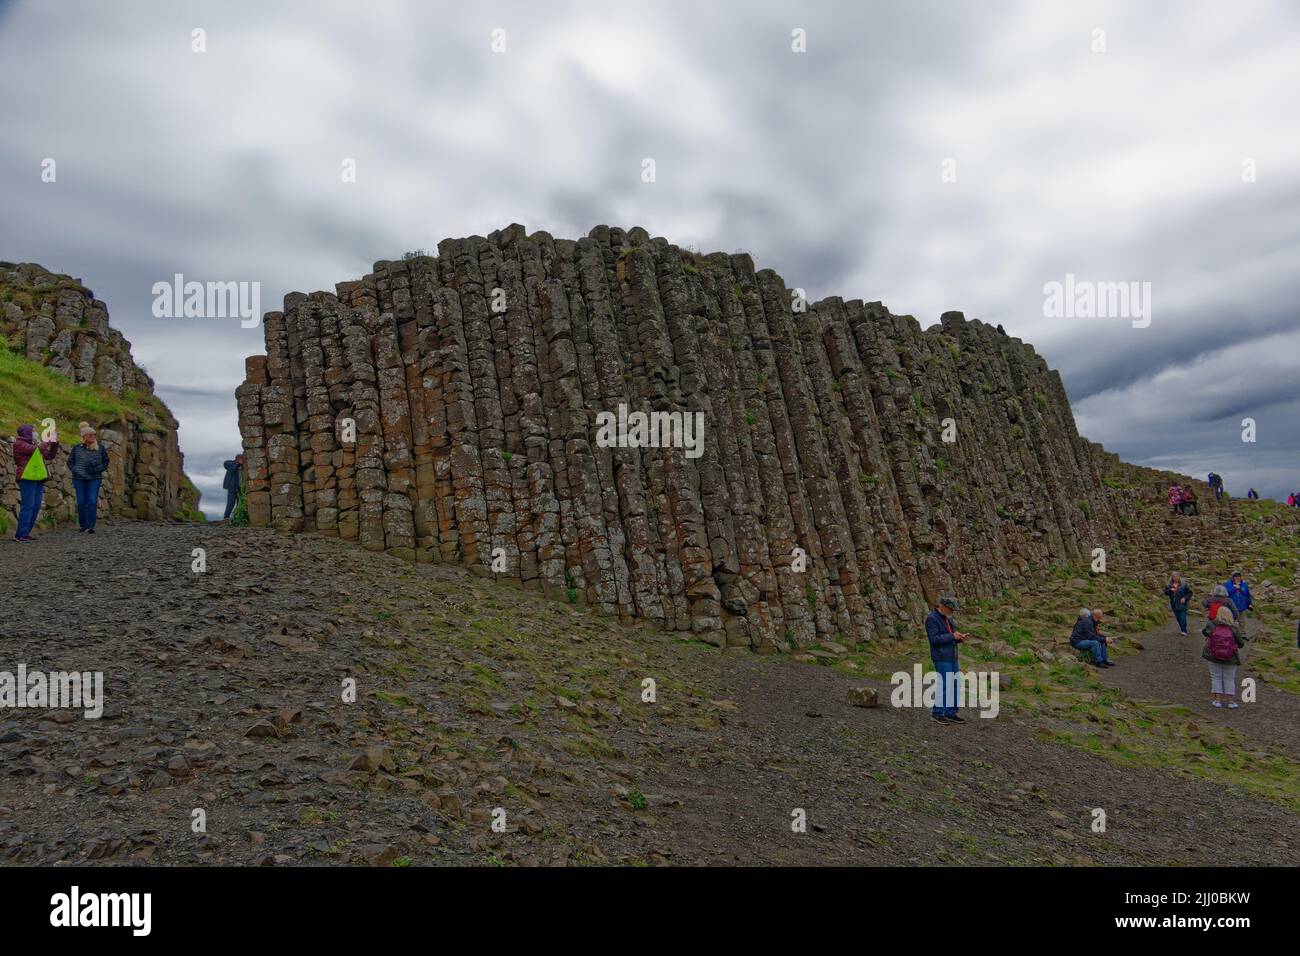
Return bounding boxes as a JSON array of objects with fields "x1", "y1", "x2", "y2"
[
  {"x1": 11, "y1": 423, "x2": 60, "y2": 542},
  {"x1": 1178, "y1": 487, "x2": 1199, "y2": 516},
  {"x1": 925, "y1": 596, "x2": 968, "y2": 724},
  {"x1": 1168, "y1": 484, "x2": 1184, "y2": 514},
  {"x1": 67, "y1": 427, "x2": 110, "y2": 534},
  {"x1": 1163, "y1": 571, "x2": 1192, "y2": 637},
  {"x1": 222, "y1": 454, "x2": 244, "y2": 520},
  {"x1": 1070, "y1": 608, "x2": 1114, "y2": 668}
]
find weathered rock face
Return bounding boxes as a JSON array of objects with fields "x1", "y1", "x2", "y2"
[
  {"x1": 1, "y1": 263, "x2": 197, "y2": 526},
  {"x1": 236, "y1": 224, "x2": 1123, "y2": 649}
]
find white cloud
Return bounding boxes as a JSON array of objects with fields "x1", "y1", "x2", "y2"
[{"x1": 1, "y1": 0, "x2": 1295, "y2": 503}]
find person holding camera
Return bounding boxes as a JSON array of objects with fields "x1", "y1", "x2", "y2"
[{"x1": 926, "y1": 596, "x2": 969, "y2": 724}]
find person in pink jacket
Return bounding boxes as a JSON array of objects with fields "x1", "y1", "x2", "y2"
[{"x1": 11, "y1": 423, "x2": 60, "y2": 540}]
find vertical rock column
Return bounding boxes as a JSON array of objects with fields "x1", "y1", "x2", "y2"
[{"x1": 234, "y1": 225, "x2": 1126, "y2": 650}]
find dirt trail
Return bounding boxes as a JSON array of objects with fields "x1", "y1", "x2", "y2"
[
  {"x1": 1098, "y1": 615, "x2": 1300, "y2": 762},
  {"x1": 1, "y1": 522, "x2": 1296, "y2": 866}
]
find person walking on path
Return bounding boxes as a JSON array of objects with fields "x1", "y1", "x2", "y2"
[
  {"x1": 222, "y1": 454, "x2": 244, "y2": 520},
  {"x1": 925, "y1": 596, "x2": 968, "y2": 724},
  {"x1": 1203, "y1": 604, "x2": 1247, "y2": 709},
  {"x1": 1164, "y1": 572, "x2": 1192, "y2": 636},
  {"x1": 67, "y1": 428, "x2": 110, "y2": 533},
  {"x1": 1070, "y1": 608, "x2": 1115, "y2": 667},
  {"x1": 1224, "y1": 572, "x2": 1253, "y2": 631},
  {"x1": 1204, "y1": 584, "x2": 1237, "y2": 625},
  {"x1": 11, "y1": 423, "x2": 60, "y2": 541}
]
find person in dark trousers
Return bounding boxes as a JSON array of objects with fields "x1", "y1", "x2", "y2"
[
  {"x1": 1070, "y1": 608, "x2": 1114, "y2": 667},
  {"x1": 222, "y1": 454, "x2": 244, "y2": 520},
  {"x1": 67, "y1": 428, "x2": 110, "y2": 533},
  {"x1": 1224, "y1": 571, "x2": 1253, "y2": 631},
  {"x1": 925, "y1": 596, "x2": 968, "y2": 724},
  {"x1": 1164, "y1": 571, "x2": 1192, "y2": 637},
  {"x1": 11, "y1": 423, "x2": 60, "y2": 541},
  {"x1": 1207, "y1": 473, "x2": 1223, "y2": 500}
]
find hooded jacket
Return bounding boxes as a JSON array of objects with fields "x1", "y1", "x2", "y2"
[
  {"x1": 12, "y1": 424, "x2": 60, "y2": 483},
  {"x1": 222, "y1": 459, "x2": 243, "y2": 491}
]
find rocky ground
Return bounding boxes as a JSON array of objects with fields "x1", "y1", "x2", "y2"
[{"x1": 1, "y1": 520, "x2": 1297, "y2": 866}]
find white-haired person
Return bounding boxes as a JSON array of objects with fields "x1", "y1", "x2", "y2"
[
  {"x1": 1163, "y1": 571, "x2": 1192, "y2": 637},
  {"x1": 1202, "y1": 604, "x2": 1247, "y2": 708},
  {"x1": 66, "y1": 426, "x2": 109, "y2": 533},
  {"x1": 1069, "y1": 608, "x2": 1114, "y2": 667}
]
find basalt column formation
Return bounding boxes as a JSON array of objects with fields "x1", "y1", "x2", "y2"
[{"x1": 236, "y1": 225, "x2": 1120, "y2": 649}]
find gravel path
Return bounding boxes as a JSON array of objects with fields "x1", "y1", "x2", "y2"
[{"x1": 1, "y1": 521, "x2": 1296, "y2": 865}]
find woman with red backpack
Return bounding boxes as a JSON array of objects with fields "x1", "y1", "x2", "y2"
[{"x1": 1203, "y1": 604, "x2": 1246, "y2": 709}]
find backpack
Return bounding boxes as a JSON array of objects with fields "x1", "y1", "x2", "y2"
[
  {"x1": 20, "y1": 447, "x2": 48, "y2": 481},
  {"x1": 1207, "y1": 623, "x2": 1237, "y2": 661}
]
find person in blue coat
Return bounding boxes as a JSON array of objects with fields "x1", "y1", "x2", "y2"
[
  {"x1": 925, "y1": 596, "x2": 968, "y2": 724},
  {"x1": 1224, "y1": 572, "x2": 1253, "y2": 625}
]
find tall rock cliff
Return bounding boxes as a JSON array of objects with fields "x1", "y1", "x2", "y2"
[
  {"x1": 235, "y1": 225, "x2": 1125, "y2": 649},
  {"x1": 1, "y1": 262, "x2": 197, "y2": 526}
]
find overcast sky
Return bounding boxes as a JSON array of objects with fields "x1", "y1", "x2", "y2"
[{"x1": 1, "y1": 0, "x2": 1296, "y2": 514}]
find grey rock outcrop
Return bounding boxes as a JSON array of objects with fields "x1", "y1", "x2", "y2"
[
  {"x1": 1, "y1": 262, "x2": 197, "y2": 526},
  {"x1": 236, "y1": 225, "x2": 1124, "y2": 649}
]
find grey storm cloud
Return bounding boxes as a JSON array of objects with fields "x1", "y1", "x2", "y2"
[{"x1": 1, "y1": 0, "x2": 1297, "y2": 514}]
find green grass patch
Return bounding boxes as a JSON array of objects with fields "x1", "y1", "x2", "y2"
[{"x1": 0, "y1": 348, "x2": 167, "y2": 438}]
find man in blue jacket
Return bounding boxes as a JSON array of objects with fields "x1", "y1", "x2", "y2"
[
  {"x1": 1224, "y1": 572, "x2": 1253, "y2": 626},
  {"x1": 222, "y1": 454, "x2": 244, "y2": 520},
  {"x1": 925, "y1": 596, "x2": 968, "y2": 724},
  {"x1": 67, "y1": 428, "x2": 110, "y2": 533}
]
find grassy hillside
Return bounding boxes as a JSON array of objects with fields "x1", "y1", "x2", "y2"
[
  {"x1": 818, "y1": 493, "x2": 1300, "y2": 811},
  {"x1": 0, "y1": 347, "x2": 168, "y2": 440}
]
